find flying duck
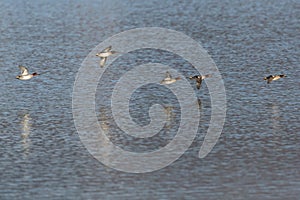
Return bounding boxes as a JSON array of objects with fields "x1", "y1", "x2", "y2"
[
  {"x1": 264, "y1": 74, "x2": 286, "y2": 84},
  {"x1": 160, "y1": 71, "x2": 181, "y2": 85},
  {"x1": 189, "y1": 74, "x2": 211, "y2": 89},
  {"x1": 16, "y1": 66, "x2": 39, "y2": 80},
  {"x1": 96, "y1": 46, "x2": 117, "y2": 67}
]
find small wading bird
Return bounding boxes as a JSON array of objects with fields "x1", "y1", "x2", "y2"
[
  {"x1": 189, "y1": 74, "x2": 212, "y2": 89},
  {"x1": 16, "y1": 66, "x2": 39, "y2": 80},
  {"x1": 96, "y1": 46, "x2": 117, "y2": 67},
  {"x1": 160, "y1": 71, "x2": 181, "y2": 85},
  {"x1": 264, "y1": 74, "x2": 286, "y2": 84}
]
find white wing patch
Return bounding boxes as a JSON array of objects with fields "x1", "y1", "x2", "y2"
[
  {"x1": 19, "y1": 66, "x2": 29, "y2": 76},
  {"x1": 100, "y1": 57, "x2": 107, "y2": 67}
]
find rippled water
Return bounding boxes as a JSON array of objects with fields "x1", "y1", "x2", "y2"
[{"x1": 0, "y1": 0, "x2": 299, "y2": 199}]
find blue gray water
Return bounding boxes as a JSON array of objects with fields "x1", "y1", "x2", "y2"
[{"x1": 0, "y1": 0, "x2": 299, "y2": 199}]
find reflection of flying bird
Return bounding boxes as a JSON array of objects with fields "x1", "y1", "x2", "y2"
[
  {"x1": 96, "y1": 46, "x2": 118, "y2": 67},
  {"x1": 21, "y1": 113, "x2": 31, "y2": 138},
  {"x1": 264, "y1": 74, "x2": 286, "y2": 84},
  {"x1": 164, "y1": 106, "x2": 173, "y2": 120},
  {"x1": 21, "y1": 113, "x2": 31, "y2": 158},
  {"x1": 16, "y1": 65, "x2": 39, "y2": 80},
  {"x1": 99, "y1": 107, "x2": 110, "y2": 132},
  {"x1": 160, "y1": 71, "x2": 181, "y2": 85},
  {"x1": 189, "y1": 74, "x2": 211, "y2": 89},
  {"x1": 163, "y1": 106, "x2": 174, "y2": 130}
]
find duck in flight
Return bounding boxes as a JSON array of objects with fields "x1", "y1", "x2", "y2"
[
  {"x1": 16, "y1": 66, "x2": 39, "y2": 80},
  {"x1": 96, "y1": 46, "x2": 117, "y2": 67},
  {"x1": 160, "y1": 71, "x2": 181, "y2": 85},
  {"x1": 264, "y1": 74, "x2": 286, "y2": 84},
  {"x1": 189, "y1": 74, "x2": 211, "y2": 89}
]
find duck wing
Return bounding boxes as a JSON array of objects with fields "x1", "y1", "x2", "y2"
[
  {"x1": 202, "y1": 74, "x2": 212, "y2": 79},
  {"x1": 19, "y1": 65, "x2": 29, "y2": 75},
  {"x1": 267, "y1": 76, "x2": 274, "y2": 84},
  {"x1": 264, "y1": 75, "x2": 273, "y2": 83},
  {"x1": 189, "y1": 75, "x2": 197, "y2": 80},
  {"x1": 102, "y1": 46, "x2": 112, "y2": 53},
  {"x1": 165, "y1": 71, "x2": 172, "y2": 79},
  {"x1": 100, "y1": 57, "x2": 107, "y2": 67}
]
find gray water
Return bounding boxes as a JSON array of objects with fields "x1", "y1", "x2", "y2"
[{"x1": 0, "y1": 0, "x2": 299, "y2": 199}]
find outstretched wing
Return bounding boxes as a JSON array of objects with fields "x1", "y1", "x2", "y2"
[
  {"x1": 102, "y1": 46, "x2": 112, "y2": 53},
  {"x1": 19, "y1": 65, "x2": 29, "y2": 75},
  {"x1": 165, "y1": 71, "x2": 172, "y2": 79},
  {"x1": 202, "y1": 74, "x2": 212, "y2": 79},
  {"x1": 264, "y1": 75, "x2": 273, "y2": 80},
  {"x1": 100, "y1": 57, "x2": 107, "y2": 67},
  {"x1": 264, "y1": 75, "x2": 273, "y2": 83},
  {"x1": 189, "y1": 75, "x2": 196, "y2": 80}
]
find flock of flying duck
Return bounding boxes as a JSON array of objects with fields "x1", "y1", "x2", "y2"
[{"x1": 16, "y1": 45, "x2": 286, "y2": 88}]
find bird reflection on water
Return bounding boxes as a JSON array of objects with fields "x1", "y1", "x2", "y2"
[{"x1": 20, "y1": 113, "x2": 31, "y2": 158}]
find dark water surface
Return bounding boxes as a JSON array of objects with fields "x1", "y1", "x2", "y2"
[{"x1": 0, "y1": 0, "x2": 299, "y2": 199}]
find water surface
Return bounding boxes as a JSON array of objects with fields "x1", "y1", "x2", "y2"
[{"x1": 0, "y1": 0, "x2": 299, "y2": 199}]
